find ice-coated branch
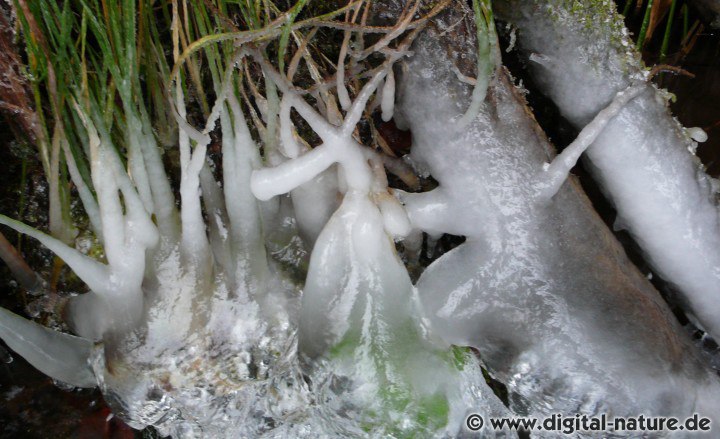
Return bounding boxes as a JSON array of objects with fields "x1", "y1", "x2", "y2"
[
  {"x1": 536, "y1": 82, "x2": 649, "y2": 201},
  {"x1": 340, "y1": 64, "x2": 391, "y2": 138},
  {"x1": 396, "y1": 189, "x2": 453, "y2": 237},
  {"x1": 252, "y1": 144, "x2": 338, "y2": 200},
  {"x1": 498, "y1": 0, "x2": 720, "y2": 340},
  {"x1": 335, "y1": 1, "x2": 365, "y2": 110},
  {"x1": 200, "y1": 162, "x2": 232, "y2": 274},
  {"x1": 250, "y1": 52, "x2": 377, "y2": 196}
]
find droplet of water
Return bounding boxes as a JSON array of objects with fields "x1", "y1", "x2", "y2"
[{"x1": 687, "y1": 127, "x2": 708, "y2": 143}]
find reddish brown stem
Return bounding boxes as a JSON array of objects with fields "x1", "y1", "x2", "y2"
[{"x1": 0, "y1": 230, "x2": 42, "y2": 292}]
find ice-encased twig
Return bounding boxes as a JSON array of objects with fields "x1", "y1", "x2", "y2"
[
  {"x1": 498, "y1": 0, "x2": 720, "y2": 340},
  {"x1": 537, "y1": 82, "x2": 648, "y2": 200}
]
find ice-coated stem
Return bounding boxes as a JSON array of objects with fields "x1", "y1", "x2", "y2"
[
  {"x1": 125, "y1": 114, "x2": 155, "y2": 216},
  {"x1": 397, "y1": 189, "x2": 453, "y2": 237},
  {"x1": 224, "y1": 92, "x2": 272, "y2": 288},
  {"x1": 0, "y1": 215, "x2": 108, "y2": 294},
  {"x1": 176, "y1": 82, "x2": 211, "y2": 266},
  {"x1": 61, "y1": 142, "x2": 102, "y2": 241},
  {"x1": 336, "y1": 30, "x2": 353, "y2": 111},
  {"x1": 279, "y1": 93, "x2": 306, "y2": 158},
  {"x1": 252, "y1": 144, "x2": 338, "y2": 200},
  {"x1": 335, "y1": 1, "x2": 365, "y2": 111},
  {"x1": 0, "y1": 307, "x2": 96, "y2": 388}
]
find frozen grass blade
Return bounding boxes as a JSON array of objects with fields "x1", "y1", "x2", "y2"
[{"x1": 0, "y1": 307, "x2": 96, "y2": 388}]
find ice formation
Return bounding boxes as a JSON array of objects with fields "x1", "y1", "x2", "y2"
[
  {"x1": 0, "y1": 4, "x2": 510, "y2": 436},
  {"x1": 497, "y1": 0, "x2": 720, "y2": 342},
  {"x1": 0, "y1": 306, "x2": 95, "y2": 388},
  {"x1": 1, "y1": 65, "x2": 307, "y2": 436},
  {"x1": 1, "y1": 0, "x2": 720, "y2": 437},
  {"x1": 395, "y1": 5, "x2": 720, "y2": 424},
  {"x1": 249, "y1": 49, "x2": 509, "y2": 437}
]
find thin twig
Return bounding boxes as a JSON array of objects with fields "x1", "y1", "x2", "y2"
[{"x1": 648, "y1": 64, "x2": 695, "y2": 79}]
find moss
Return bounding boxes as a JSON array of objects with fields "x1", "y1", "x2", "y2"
[{"x1": 324, "y1": 318, "x2": 470, "y2": 436}]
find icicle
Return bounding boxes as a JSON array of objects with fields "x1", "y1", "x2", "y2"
[
  {"x1": 369, "y1": 156, "x2": 410, "y2": 239},
  {"x1": 0, "y1": 307, "x2": 96, "y2": 388},
  {"x1": 263, "y1": 76, "x2": 282, "y2": 164},
  {"x1": 376, "y1": 192, "x2": 411, "y2": 238},
  {"x1": 381, "y1": 67, "x2": 396, "y2": 122},
  {"x1": 74, "y1": 102, "x2": 158, "y2": 260},
  {"x1": 403, "y1": 228, "x2": 424, "y2": 265},
  {"x1": 278, "y1": 92, "x2": 340, "y2": 247},
  {"x1": 63, "y1": 292, "x2": 111, "y2": 341},
  {"x1": 91, "y1": 144, "x2": 126, "y2": 267},
  {"x1": 290, "y1": 169, "x2": 340, "y2": 247},
  {"x1": 138, "y1": 122, "x2": 180, "y2": 243}
]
